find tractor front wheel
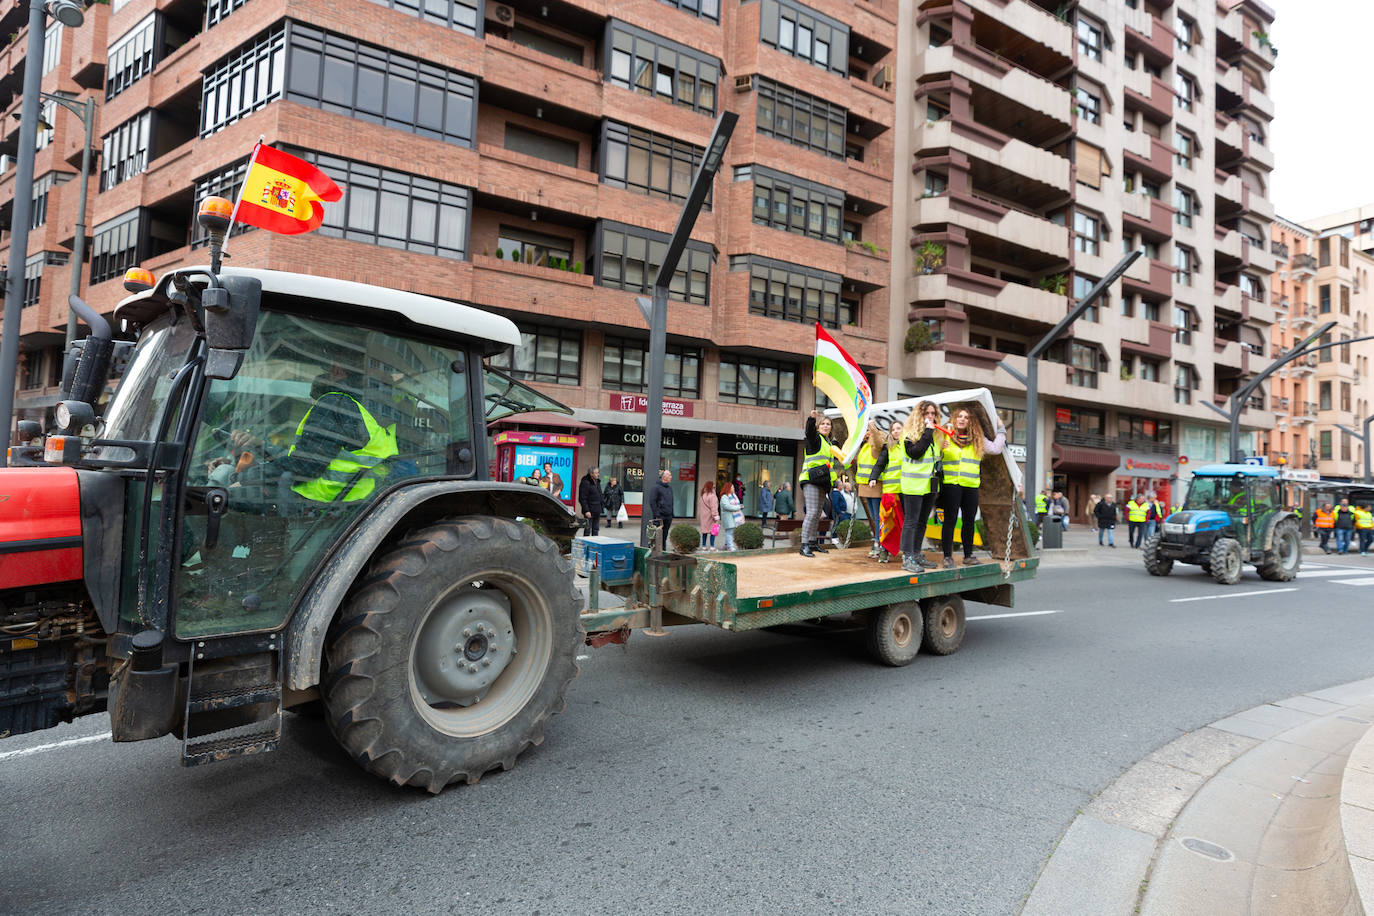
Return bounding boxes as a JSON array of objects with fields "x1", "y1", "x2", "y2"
[
  {"x1": 1208, "y1": 537, "x2": 1244, "y2": 585},
  {"x1": 322, "y1": 516, "x2": 582, "y2": 793},
  {"x1": 1258, "y1": 519, "x2": 1302, "y2": 582},
  {"x1": 1143, "y1": 534, "x2": 1173, "y2": 577}
]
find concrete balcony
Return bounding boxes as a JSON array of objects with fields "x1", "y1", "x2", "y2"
[
  {"x1": 921, "y1": 45, "x2": 1073, "y2": 128},
  {"x1": 1123, "y1": 133, "x2": 1174, "y2": 180},
  {"x1": 1243, "y1": 134, "x2": 1275, "y2": 172},
  {"x1": 1240, "y1": 77, "x2": 1276, "y2": 120},
  {"x1": 1216, "y1": 282, "x2": 1242, "y2": 316},
  {"x1": 1124, "y1": 13, "x2": 1175, "y2": 64},
  {"x1": 1215, "y1": 62, "x2": 1243, "y2": 97},
  {"x1": 476, "y1": 144, "x2": 601, "y2": 220},
  {"x1": 1288, "y1": 304, "x2": 1318, "y2": 329},
  {"x1": 1215, "y1": 114, "x2": 1243, "y2": 153},
  {"x1": 914, "y1": 119, "x2": 1071, "y2": 194},
  {"x1": 908, "y1": 271, "x2": 1065, "y2": 327},
  {"x1": 1215, "y1": 227, "x2": 1242, "y2": 261},
  {"x1": 1215, "y1": 170, "x2": 1242, "y2": 208},
  {"x1": 903, "y1": 346, "x2": 1002, "y2": 391},
  {"x1": 913, "y1": 193, "x2": 1070, "y2": 260},
  {"x1": 967, "y1": 0, "x2": 1073, "y2": 58},
  {"x1": 1239, "y1": 26, "x2": 1278, "y2": 71},
  {"x1": 1124, "y1": 75, "x2": 1175, "y2": 123},
  {"x1": 1244, "y1": 237, "x2": 1278, "y2": 275},
  {"x1": 1121, "y1": 257, "x2": 1174, "y2": 300},
  {"x1": 1122, "y1": 195, "x2": 1175, "y2": 239},
  {"x1": 1292, "y1": 253, "x2": 1318, "y2": 278},
  {"x1": 1214, "y1": 339, "x2": 1243, "y2": 371}
]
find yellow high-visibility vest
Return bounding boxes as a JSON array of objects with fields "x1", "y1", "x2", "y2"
[
  {"x1": 900, "y1": 439, "x2": 936, "y2": 496},
  {"x1": 941, "y1": 441, "x2": 980, "y2": 488},
  {"x1": 290, "y1": 393, "x2": 399, "y2": 502},
  {"x1": 881, "y1": 446, "x2": 902, "y2": 494},
  {"x1": 1127, "y1": 499, "x2": 1148, "y2": 522}
]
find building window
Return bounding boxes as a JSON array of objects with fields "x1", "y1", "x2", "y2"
[
  {"x1": 106, "y1": 13, "x2": 158, "y2": 101},
  {"x1": 735, "y1": 254, "x2": 847, "y2": 328},
  {"x1": 1173, "y1": 304, "x2": 1196, "y2": 344},
  {"x1": 1239, "y1": 274, "x2": 1263, "y2": 300},
  {"x1": 488, "y1": 326, "x2": 582, "y2": 386},
  {"x1": 497, "y1": 225, "x2": 573, "y2": 266},
  {"x1": 1174, "y1": 245, "x2": 1193, "y2": 286},
  {"x1": 1073, "y1": 211, "x2": 1102, "y2": 255},
  {"x1": 1342, "y1": 381, "x2": 1352, "y2": 412},
  {"x1": 1173, "y1": 131, "x2": 1194, "y2": 168},
  {"x1": 597, "y1": 221, "x2": 712, "y2": 305},
  {"x1": 1138, "y1": 359, "x2": 1161, "y2": 382},
  {"x1": 1174, "y1": 187, "x2": 1195, "y2": 227},
  {"x1": 658, "y1": 0, "x2": 719, "y2": 22},
  {"x1": 1319, "y1": 284, "x2": 1331, "y2": 313},
  {"x1": 1174, "y1": 71, "x2": 1196, "y2": 111},
  {"x1": 362, "y1": 0, "x2": 478, "y2": 35},
  {"x1": 1174, "y1": 13, "x2": 1194, "y2": 52},
  {"x1": 1054, "y1": 406, "x2": 1104, "y2": 435},
  {"x1": 309, "y1": 151, "x2": 471, "y2": 258},
  {"x1": 42, "y1": 21, "x2": 62, "y2": 74},
  {"x1": 1076, "y1": 15, "x2": 1102, "y2": 61},
  {"x1": 1320, "y1": 381, "x2": 1332, "y2": 411},
  {"x1": 90, "y1": 210, "x2": 143, "y2": 285},
  {"x1": 759, "y1": 0, "x2": 849, "y2": 76},
  {"x1": 1072, "y1": 274, "x2": 1103, "y2": 322},
  {"x1": 1174, "y1": 364, "x2": 1197, "y2": 404},
  {"x1": 505, "y1": 124, "x2": 578, "y2": 168},
  {"x1": 30, "y1": 173, "x2": 60, "y2": 229},
  {"x1": 602, "y1": 336, "x2": 701, "y2": 399},
  {"x1": 206, "y1": 0, "x2": 251, "y2": 27},
  {"x1": 1320, "y1": 430, "x2": 1332, "y2": 461},
  {"x1": 283, "y1": 24, "x2": 477, "y2": 146},
  {"x1": 509, "y1": 26, "x2": 583, "y2": 64},
  {"x1": 1119, "y1": 413, "x2": 1171, "y2": 442},
  {"x1": 1342, "y1": 430, "x2": 1352, "y2": 461},
  {"x1": 606, "y1": 22, "x2": 720, "y2": 115},
  {"x1": 191, "y1": 159, "x2": 254, "y2": 248},
  {"x1": 1063, "y1": 342, "x2": 1105, "y2": 388},
  {"x1": 1341, "y1": 335, "x2": 1352, "y2": 364},
  {"x1": 1319, "y1": 237, "x2": 1331, "y2": 267},
  {"x1": 1341, "y1": 236, "x2": 1351, "y2": 267},
  {"x1": 924, "y1": 171, "x2": 948, "y2": 197},
  {"x1": 718, "y1": 354, "x2": 799, "y2": 410},
  {"x1": 601, "y1": 122, "x2": 706, "y2": 205},
  {"x1": 23, "y1": 253, "x2": 67, "y2": 309},
  {"x1": 1143, "y1": 299, "x2": 1161, "y2": 321},
  {"x1": 1074, "y1": 86, "x2": 1100, "y2": 124},
  {"x1": 100, "y1": 111, "x2": 152, "y2": 191},
  {"x1": 1319, "y1": 332, "x2": 1332, "y2": 363},
  {"x1": 748, "y1": 164, "x2": 843, "y2": 243},
  {"x1": 1341, "y1": 284, "x2": 1351, "y2": 315},
  {"x1": 756, "y1": 77, "x2": 847, "y2": 159},
  {"x1": 201, "y1": 25, "x2": 285, "y2": 136}
]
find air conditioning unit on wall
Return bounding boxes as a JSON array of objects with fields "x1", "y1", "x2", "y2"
[
  {"x1": 735, "y1": 74, "x2": 755, "y2": 92},
  {"x1": 488, "y1": 2, "x2": 515, "y2": 26}
]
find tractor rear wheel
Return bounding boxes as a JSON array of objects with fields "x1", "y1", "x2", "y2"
[
  {"x1": 1258, "y1": 519, "x2": 1302, "y2": 582},
  {"x1": 1208, "y1": 537, "x2": 1244, "y2": 585},
  {"x1": 1143, "y1": 534, "x2": 1173, "y2": 576},
  {"x1": 322, "y1": 516, "x2": 582, "y2": 793}
]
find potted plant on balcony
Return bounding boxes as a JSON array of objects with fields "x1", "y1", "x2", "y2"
[
  {"x1": 915, "y1": 241, "x2": 945, "y2": 274},
  {"x1": 1039, "y1": 273, "x2": 1067, "y2": 295},
  {"x1": 904, "y1": 322, "x2": 935, "y2": 353}
]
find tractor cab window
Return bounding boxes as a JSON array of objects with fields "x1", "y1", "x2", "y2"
[
  {"x1": 176, "y1": 309, "x2": 475, "y2": 638},
  {"x1": 1183, "y1": 477, "x2": 1237, "y2": 510},
  {"x1": 1249, "y1": 479, "x2": 1279, "y2": 512}
]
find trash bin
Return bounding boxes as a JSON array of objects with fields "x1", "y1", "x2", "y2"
[{"x1": 1041, "y1": 520, "x2": 1063, "y2": 549}]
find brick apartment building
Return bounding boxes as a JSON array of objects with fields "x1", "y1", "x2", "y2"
[
  {"x1": 1264, "y1": 216, "x2": 1373, "y2": 481},
  {"x1": 0, "y1": 0, "x2": 898, "y2": 519},
  {"x1": 888, "y1": 0, "x2": 1277, "y2": 519}
]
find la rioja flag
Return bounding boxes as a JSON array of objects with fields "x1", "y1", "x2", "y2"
[
  {"x1": 812, "y1": 324, "x2": 874, "y2": 465},
  {"x1": 232, "y1": 142, "x2": 343, "y2": 235}
]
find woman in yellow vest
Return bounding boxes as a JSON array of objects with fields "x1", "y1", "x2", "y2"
[
  {"x1": 800, "y1": 409, "x2": 842, "y2": 557},
  {"x1": 938, "y1": 407, "x2": 1006, "y2": 568},
  {"x1": 857, "y1": 422, "x2": 886, "y2": 559},
  {"x1": 896, "y1": 401, "x2": 940, "y2": 571},
  {"x1": 866, "y1": 422, "x2": 906, "y2": 562},
  {"x1": 1355, "y1": 504, "x2": 1374, "y2": 556}
]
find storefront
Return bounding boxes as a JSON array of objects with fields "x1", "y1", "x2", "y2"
[
  {"x1": 597, "y1": 426, "x2": 700, "y2": 520},
  {"x1": 712, "y1": 434, "x2": 799, "y2": 517},
  {"x1": 1114, "y1": 454, "x2": 1178, "y2": 508},
  {"x1": 492, "y1": 430, "x2": 584, "y2": 507}
]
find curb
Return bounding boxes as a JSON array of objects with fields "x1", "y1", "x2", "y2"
[{"x1": 1022, "y1": 679, "x2": 1374, "y2": 915}]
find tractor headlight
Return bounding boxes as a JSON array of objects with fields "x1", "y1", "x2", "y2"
[
  {"x1": 1163, "y1": 522, "x2": 1185, "y2": 535},
  {"x1": 1183, "y1": 519, "x2": 1199, "y2": 534}
]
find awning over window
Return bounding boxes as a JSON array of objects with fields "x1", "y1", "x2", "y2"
[{"x1": 1052, "y1": 444, "x2": 1121, "y2": 472}]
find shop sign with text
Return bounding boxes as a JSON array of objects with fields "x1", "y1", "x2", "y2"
[{"x1": 607, "y1": 393, "x2": 695, "y2": 418}]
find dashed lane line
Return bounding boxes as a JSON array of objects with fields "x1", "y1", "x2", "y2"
[
  {"x1": 1170, "y1": 587, "x2": 1300, "y2": 603},
  {"x1": 0, "y1": 732, "x2": 110, "y2": 763},
  {"x1": 1331, "y1": 577, "x2": 1374, "y2": 586}
]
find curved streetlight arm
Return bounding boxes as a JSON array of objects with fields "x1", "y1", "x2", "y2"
[
  {"x1": 1333, "y1": 414, "x2": 1374, "y2": 483},
  {"x1": 1223, "y1": 320, "x2": 1337, "y2": 462}
]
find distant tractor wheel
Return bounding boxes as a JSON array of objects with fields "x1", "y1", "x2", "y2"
[
  {"x1": 866, "y1": 601, "x2": 922, "y2": 667},
  {"x1": 1208, "y1": 537, "x2": 1244, "y2": 585},
  {"x1": 1258, "y1": 519, "x2": 1302, "y2": 582},
  {"x1": 322, "y1": 516, "x2": 582, "y2": 793},
  {"x1": 920, "y1": 594, "x2": 966, "y2": 656},
  {"x1": 1142, "y1": 534, "x2": 1173, "y2": 577}
]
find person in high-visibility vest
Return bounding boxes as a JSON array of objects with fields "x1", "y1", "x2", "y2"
[
  {"x1": 1334, "y1": 498, "x2": 1358, "y2": 555},
  {"x1": 897, "y1": 400, "x2": 940, "y2": 572},
  {"x1": 1035, "y1": 491, "x2": 1048, "y2": 532},
  {"x1": 867, "y1": 422, "x2": 906, "y2": 563},
  {"x1": 938, "y1": 406, "x2": 1006, "y2": 568},
  {"x1": 1145, "y1": 493, "x2": 1168, "y2": 542},
  {"x1": 1354, "y1": 504, "x2": 1374, "y2": 557},
  {"x1": 800, "y1": 409, "x2": 842, "y2": 557},
  {"x1": 286, "y1": 377, "x2": 399, "y2": 503},
  {"x1": 1314, "y1": 502, "x2": 1336, "y2": 554},
  {"x1": 857, "y1": 422, "x2": 885, "y2": 559},
  {"x1": 1126, "y1": 494, "x2": 1149, "y2": 548}
]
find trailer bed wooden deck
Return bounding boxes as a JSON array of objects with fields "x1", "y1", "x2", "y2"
[{"x1": 714, "y1": 546, "x2": 967, "y2": 598}]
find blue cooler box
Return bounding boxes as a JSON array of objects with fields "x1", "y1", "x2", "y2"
[{"x1": 573, "y1": 535, "x2": 636, "y2": 585}]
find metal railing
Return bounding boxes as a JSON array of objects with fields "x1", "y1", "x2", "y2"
[
  {"x1": 1292, "y1": 253, "x2": 1318, "y2": 272},
  {"x1": 1052, "y1": 431, "x2": 1178, "y2": 456}
]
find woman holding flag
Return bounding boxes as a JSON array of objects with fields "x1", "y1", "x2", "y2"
[{"x1": 938, "y1": 407, "x2": 1006, "y2": 568}]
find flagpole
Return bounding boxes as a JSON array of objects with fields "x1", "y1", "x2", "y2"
[{"x1": 217, "y1": 136, "x2": 263, "y2": 270}]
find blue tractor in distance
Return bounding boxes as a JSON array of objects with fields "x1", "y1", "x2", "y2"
[{"x1": 1144, "y1": 464, "x2": 1302, "y2": 585}]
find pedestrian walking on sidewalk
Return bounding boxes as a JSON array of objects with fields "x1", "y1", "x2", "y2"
[
  {"x1": 602, "y1": 476, "x2": 625, "y2": 528},
  {"x1": 758, "y1": 479, "x2": 774, "y2": 521},
  {"x1": 1145, "y1": 492, "x2": 1167, "y2": 542},
  {"x1": 774, "y1": 481, "x2": 794, "y2": 519},
  {"x1": 1355, "y1": 503, "x2": 1374, "y2": 556},
  {"x1": 719, "y1": 481, "x2": 743, "y2": 551},
  {"x1": 698, "y1": 480, "x2": 719, "y2": 550},
  {"x1": 1094, "y1": 494, "x2": 1118, "y2": 547},
  {"x1": 1126, "y1": 493, "x2": 1148, "y2": 548},
  {"x1": 1334, "y1": 498, "x2": 1357, "y2": 555},
  {"x1": 578, "y1": 466, "x2": 604, "y2": 536},
  {"x1": 1086, "y1": 493, "x2": 1101, "y2": 533},
  {"x1": 938, "y1": 406, "x2": 1005, "y2": 568},
  {"x1": 649, "y1": 469, "x2": 675, "y2": 543},
  {"x1": 1048, "y1": 490, "x2": 1069, "y2": 531},
  {"x1": 899, "y1": 402, "x2": 940, "y2": 571},
  {"x1": 1315, "y1": 502, "x2": 1335, "y2": 553}
]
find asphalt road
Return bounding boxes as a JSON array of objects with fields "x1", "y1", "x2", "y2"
[{"x1": 4, "y1": 551, "x2": 1374, "y2": 916}]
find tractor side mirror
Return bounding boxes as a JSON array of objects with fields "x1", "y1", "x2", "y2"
[{"x1": 203, "y1": 275, "x2": 262, "y2": 380}]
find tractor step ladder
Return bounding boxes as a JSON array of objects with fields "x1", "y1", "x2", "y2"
[{"x1": 181, "y1": 648, "x2": 282, "y2": 767}]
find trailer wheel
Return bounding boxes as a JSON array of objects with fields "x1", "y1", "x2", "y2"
[
  {"x1": 1208, "y1": 537, "x2": 1244, "y2": 585},
  {"x1": 1142, "y1": 535, "x2": 1173, "y2": 576},
  {"x1": 322, "y1": 516, "x2": 582, "y2": 793},
  {"x1": 865, "y1": 602, "x2": 922, "y2": 667},
  {"x1": 920, "y1": 595, "x2": 966, "y2": 656},
  {"x1": 1257, "y1": 520, "x2": 1301, "y2": 582}
]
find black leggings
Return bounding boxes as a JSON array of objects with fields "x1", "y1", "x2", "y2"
[
  {"x1": 940, "y1": 484, "x2": 980, "y2": 558},
  {"x1": 900, "y1": 491, "x2": 938, "y2": 555}
]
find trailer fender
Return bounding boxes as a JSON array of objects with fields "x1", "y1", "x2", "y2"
[{"x1": 283, "y1": 480, "x2": 579, "y2": 691}]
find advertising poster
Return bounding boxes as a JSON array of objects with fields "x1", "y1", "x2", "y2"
[{"x1": 513, "y1": 445, "x2": 574, "y2": 503}]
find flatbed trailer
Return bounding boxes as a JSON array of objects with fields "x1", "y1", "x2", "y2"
[{"x1": 579, "y1": 386, "x2": 1039, "y2": 665}]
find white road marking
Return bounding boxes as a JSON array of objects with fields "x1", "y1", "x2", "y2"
[
  {"x1": 0, "y1": 732, "x2": 109, "y2": 762},
  {"x1": 966, "y1": 610, "x2": 1062, "y2": 621},
  {"x1": 1298, "y1": 568, "x2": 1367, "y2": 578},
  {"x1": 1332, "y1": 577, "x2": 1374, "y2": 587},
  {"x1": 1170, "y1": 588, "x2": 1300, "y2": 603},
  {"x1": 576, "y1": 654, "x2": 590, "y2": 661}
]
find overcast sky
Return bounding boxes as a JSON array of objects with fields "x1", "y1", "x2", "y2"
[{"x1": 1267, "y1": 0, "x2": 1374, "y2": 224}]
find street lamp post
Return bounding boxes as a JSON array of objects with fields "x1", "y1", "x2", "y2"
[
  {"x1": 1335, "y1": 414, "x2": 1374, "y2": 484},
  {"x1": 0, "y1": 0, "x2": 85, "y2": 463},
  {"x1": 45, "y1": 91, "x2": 97, "y2": 350}
]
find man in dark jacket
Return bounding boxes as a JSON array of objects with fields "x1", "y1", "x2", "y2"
[
  {"x1": 649, "y1": 469, "x2": 676, "y2": 543},
  {"x1": 1093, "y1": 493, "x2": 1118, "y2": 548},
  {"x1": 774, "y1": 481, "x2": 795, "y2": 518},
  {"x1": 602, "y1": 476, "x2": 625, "y2": 528},
  {"x1": 1334, "y1": 497, "x2": 1357, "y2": 555},
  {"x1": 578, "y1": 466, "x2": 604, "y2": 536}
]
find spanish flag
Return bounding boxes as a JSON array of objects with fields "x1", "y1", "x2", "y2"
[{"x1": 232, "y1": 142, "x2": 342, "y2": 235}]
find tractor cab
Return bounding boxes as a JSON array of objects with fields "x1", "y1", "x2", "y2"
[{"x1": 1175, "y1": 468, "x2": 1281, "y2": 547}]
